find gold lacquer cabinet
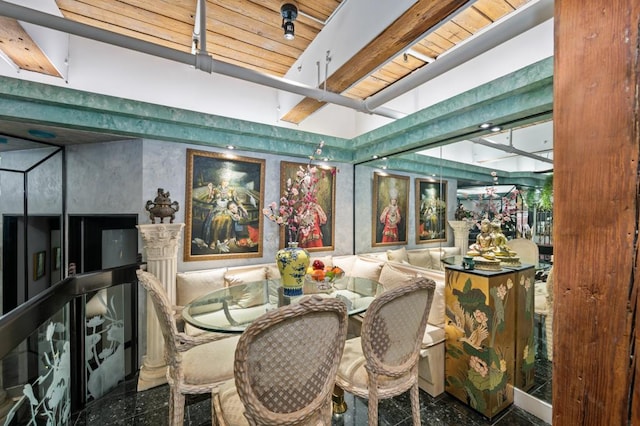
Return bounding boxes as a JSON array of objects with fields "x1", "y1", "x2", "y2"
[
  {"x1": 511, "y1": 264, "x2": 536, "y2": 391},
  {"x1": 444, "y1": 264, "x2": 533, "y2": 419}
]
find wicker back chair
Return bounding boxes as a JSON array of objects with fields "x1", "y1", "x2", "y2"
[
  {"x1": 506, "y1": 237, "x2": 540, "y2": 265},
  {"x1": 213, "y1": 295, "x2": 348, "y2": 426},
  {"x1": 336, "y1": 277, "x2": 436, "y2": 425},
  {"x1": 136, "y1": 269, "x2": 239, "y2": 425}
]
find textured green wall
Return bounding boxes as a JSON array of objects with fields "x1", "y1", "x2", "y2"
[{"x1": 0, "y1": 57, "x2": 553, "y2": 185}]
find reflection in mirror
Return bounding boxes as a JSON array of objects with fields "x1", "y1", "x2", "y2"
[
  {"x1": 354, "y1": 118, "x2": 553, "y2": 407},
  {"x1": 0, "y1": 139, "x2": 63, "y2": 314}
]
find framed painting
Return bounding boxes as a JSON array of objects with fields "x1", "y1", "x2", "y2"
[
  {"x1": 372, "y1": 172, "x2": 409, "y2": 247},
  {"x1": 33, "y1": 251, "x2": 45, "y2": 280},
  {"x1": 416, "y1": 179, "x2": 447, "y2": 243},
  {"x1": 185, "y1": 149, "x2": 265, "y2": 261},
  {"x1": 53, "y1": 247, "x2": 61, "y2": 270},
  {"x1": 279, "y1": 161, "x2": 336, "y2": 251}
]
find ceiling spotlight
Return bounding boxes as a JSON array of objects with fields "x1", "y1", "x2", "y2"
[
  {"x1": 281, "y1": 2, "x2": 298, "y2": 40},
  {"x1": 479, "y1": 123, "x2": 492, "y2": 129},
  {"x1": 227, "y1": 145, "x2": 235, "y2": 150},
  {"x1": 490, "y1": 126, "x2": 502, "y2": 132}
]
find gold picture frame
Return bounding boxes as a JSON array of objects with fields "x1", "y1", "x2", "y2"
[
  {"x1": 372, "y1": 172, "x2": 409, "y2": 246},
  {"x1": 279, "y1": 161, "x2": 336, "y2": 251},
  {"x1": 184, "y1": 149, "x2": 265, "y2": 261},
  {"x1": 416, "y1": 178, "x2": 447, "y2": 243}
]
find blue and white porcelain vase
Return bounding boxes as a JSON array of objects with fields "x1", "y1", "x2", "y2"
[{"x1": 275, "y1": 242, "x2": 310, "y2": 296}]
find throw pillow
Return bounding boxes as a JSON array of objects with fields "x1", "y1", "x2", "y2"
[
  {"x1": 386, "y1": 247, "x2": 409, "y2": 263},
  {"x1": 429, "y1": 251, "x2": 445, "y2": 271},
  {"x1": 224, "y1": 266, "x2": 267, "y2": 287},
  {"x1": 440, "y1": 247, "x2": 461, "y2": 257},
  {"x1": 349, "y1": 257, "x2": 383, "y2": 281},
  {"x1": 176, "y1": 268, "x2": 227, "y2": 306},
  {"x1": 407, "y1": 250, "x2": 432, "y2": 269},
  {"x1": 235, "y1": 285, "x2": 265, "y2": 308},
  {"x1": 377, "y1": 263, "x2": 416, "y2": 295}
]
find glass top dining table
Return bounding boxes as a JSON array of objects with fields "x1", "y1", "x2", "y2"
[{"x1": 181, "y1": 277, "x2": 382, "y2": 333}]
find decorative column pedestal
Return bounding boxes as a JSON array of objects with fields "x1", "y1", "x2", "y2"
[
  {"x1": 136, "y1": 223, "x2": 184, "y2": 392},
  {"x1": 448, "y1": 220, "x2": 473, "y2": 255}
]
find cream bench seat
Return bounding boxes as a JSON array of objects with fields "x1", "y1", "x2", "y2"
[{"x1": 173, "y1": 247, "x2": 459, "y2": 397}]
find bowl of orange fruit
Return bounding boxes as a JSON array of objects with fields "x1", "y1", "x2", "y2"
[{"x1": 306, "y1": 260, "x2": 345, "y2": 290}]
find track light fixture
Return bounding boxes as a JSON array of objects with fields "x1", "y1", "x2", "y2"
[{"x1": 281, "y1": 1, "x2": 298, "y2": 40}]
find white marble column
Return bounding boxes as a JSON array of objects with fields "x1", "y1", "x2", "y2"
[
  {"x1": 136, "y1": 223, "x2": 184, "y2": 391},
  {"x1": 448, "y1": 220, "x2": 474, "y2": 255}
]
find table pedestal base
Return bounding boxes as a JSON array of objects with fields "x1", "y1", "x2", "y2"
[{"x1": 332, "y1": 385, "x2": 347, "y2": 414}]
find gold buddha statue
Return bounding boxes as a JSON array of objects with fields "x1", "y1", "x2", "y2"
[
  {"x1": 466, "y1": 218, "x2": 520, "y2": 269},
  {"x1": 467, "y1": 219, "x2": 497, "y2": 260},
  {"x1": 490, "y1": 220, "x2": 520, "y2": 265}
]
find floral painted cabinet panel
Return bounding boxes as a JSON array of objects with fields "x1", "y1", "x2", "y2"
[
  {"x1": 513, "y1": 265, "x2": 536, "y2": 391},
  {"x1": 444, "y1": 266, "x2": 516, "y2": 419}
]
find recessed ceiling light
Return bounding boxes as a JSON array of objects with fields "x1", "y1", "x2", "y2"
[
  {"x1": 28, "y1": 129, "x2": 56, "y2": 139},
  {"x1": 479, "y1": 123, "x2": 492, "y2": 129},
  {"x1": 490, "y1": 126, "x2": 502, "y2": 132},
  {"x1": 372, "y1": 155, "x2": 379, "y2": 159},
  {"x1": 226, "y1": 145, "x2": 235, "y2": 150}
]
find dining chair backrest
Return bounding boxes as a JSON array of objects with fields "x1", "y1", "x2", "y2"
[
  {"x1": 506, "y1": 238, "x2": 539, "y2": 265},
  {"x1": 138, "y1": 269, "x2": 240, "y2": 425},
  {"x1": 234, "y1": 295, "x2": 348, "y2": 425},
  {"x1": 361, "y1": 276, "x2": 436, "y2": 379}
]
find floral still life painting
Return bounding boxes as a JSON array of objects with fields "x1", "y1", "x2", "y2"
[
  {"x1": 185, "y1": 149, "x2": 265, "y2": 261},
  {"x1": 263, "y1": 141, "x2": 337, "y2": 251}
]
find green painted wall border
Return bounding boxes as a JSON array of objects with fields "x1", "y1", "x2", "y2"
[
  {"x1": 0, "y1": 56, "x2": 553, "y2": 185},
  {"x1": 0, "y1": 77, "x2": 353, "y2": 162}
]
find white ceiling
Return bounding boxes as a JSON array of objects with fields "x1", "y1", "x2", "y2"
[{"x1": 418, "y1": 119, "x2": 554, "y2": 173}]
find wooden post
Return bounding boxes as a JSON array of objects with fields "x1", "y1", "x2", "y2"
[{"x1": 554, "y1": 0, "x2": 640, "y2": 423}]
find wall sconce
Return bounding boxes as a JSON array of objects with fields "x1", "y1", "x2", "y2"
[{"x1": 281, "y1": 1, "x2": 298, "y2": 40}]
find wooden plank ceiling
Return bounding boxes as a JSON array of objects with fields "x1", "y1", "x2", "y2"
[{"x1": 0, "y1": 0, "x2": 531, "y2": 123}]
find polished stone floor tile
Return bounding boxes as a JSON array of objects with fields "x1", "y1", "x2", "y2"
[{"x1": 72, "y1": 375, "x2": 550, "y2": 426}]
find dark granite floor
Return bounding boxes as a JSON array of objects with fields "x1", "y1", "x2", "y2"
[
  {"x1": 532, "y1": 311, "x2": 552, "y2": 405},
  {"x1": 530, "y1": 356, "x2": 552, "y2": 405},
  {"x1": 71, "y1": 375, "x2": 550, "y2": 426}
]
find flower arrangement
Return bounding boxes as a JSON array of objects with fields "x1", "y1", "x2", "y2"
[
  {"x1": 263, "y1": 141, "x2": 329, "y2": 244},
  {"x1": 457, "y1": 172, "x2": 520, "y2": 234}
]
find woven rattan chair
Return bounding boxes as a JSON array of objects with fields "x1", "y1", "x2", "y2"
[
  {"x1": 335, "y1": 276, "x2": 435, "y2": 425},
  {"x1": 506, "y1": 237, "x2": 539, "y2": 265},
  {"x1": 213, "y1": 295, "x2": 348, "y2": 426},
  {"x1": 136, "y1": 269, "x2": 239, "y2": 425}
]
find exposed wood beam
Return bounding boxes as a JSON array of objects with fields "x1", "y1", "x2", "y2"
[
  {"x1": 0, "y1": 16, "x2": 61, "y2": 77},
  {"x1": 280, "y1": 0, "x2": 469, "y2": 124}
]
